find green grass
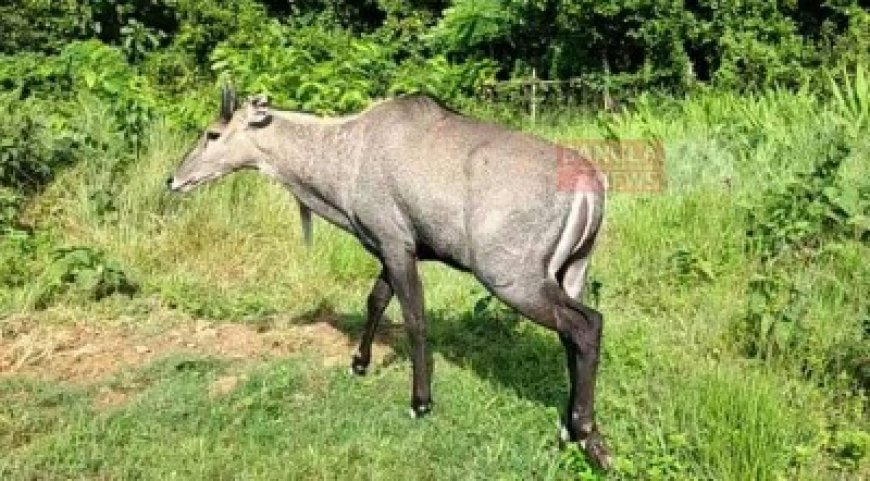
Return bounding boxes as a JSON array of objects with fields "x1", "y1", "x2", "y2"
[
  {"x1": 0, "y1": 336, "x2": 835, "y2": 480},
  {"x1": 0, "y1": 354, "x2": 558, "y2": 480},
  {"x1": 1, "y1": 88, "x2": 868, "y2": 479}
]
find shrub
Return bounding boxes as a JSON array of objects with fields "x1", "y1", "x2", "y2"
[
  {"x1": 0, "y1": 187, "x2": 21, "y2": 230},
  {"x1": 210, "y1": 21, "x2": 496, "y2": 113},
  {"x1": 829, "y1": 63, "x2": 870, "y2": 137},
  {"x1": 31, "y1": 246, "x2": 138, "y2": 309},
  {"x1": 734, "y1": 134, "x2": 869, "y2": 390},
  {"x1": 0, "y1": 95, "x2": 78, "y2": 192},
  {"x1": 0, "y1": 230, "x2": 36, "y2": 289},
  {"x1": 746, "y1": 138, "x2": 868, "y2": 259}
]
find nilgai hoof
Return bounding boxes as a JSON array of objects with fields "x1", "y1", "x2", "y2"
[
  {"x1": 409, "y1": 400, "x2": 432, "y2": 419},
  {"x1": 580, "y1": 432, "x2": 612, "y2": 471},
  {"x1": 350, "y1": 354, "x2": 368, "y2": 376},
  {"x1": 558, "y1": 425, "x2": 612, "y2": 471}
]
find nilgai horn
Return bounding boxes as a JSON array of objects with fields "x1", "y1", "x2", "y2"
[{"x1": 168, "y1": 89, "x2": 610, "y2": 469}]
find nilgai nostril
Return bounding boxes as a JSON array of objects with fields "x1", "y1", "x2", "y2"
[{"x1": 167, "y1": 87, "x2": 611, "y2": 470}]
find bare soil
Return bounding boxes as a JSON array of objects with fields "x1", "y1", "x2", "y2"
[{"x1": 0, "y1": 317, "x2": 394, "y2": 386}]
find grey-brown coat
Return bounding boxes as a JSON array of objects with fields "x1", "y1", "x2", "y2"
[{"x1": 169, "y1": 89, "x2": 610, "y2": 469}]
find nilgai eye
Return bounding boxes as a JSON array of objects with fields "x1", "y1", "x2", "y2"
[{"x1": 206, "y1": 131, "x2": 221, "y2": 141}]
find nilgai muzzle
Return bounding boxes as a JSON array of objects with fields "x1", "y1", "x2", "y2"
[{"x1": 168, "y1": 87, "x2": 610, "y2": 469}]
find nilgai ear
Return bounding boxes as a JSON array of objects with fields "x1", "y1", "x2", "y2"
[
  {"x1": 220, "y1": 84, "x2": 236, "y2": 123},
  {"x1": 246, "y1": 95, "x2": 272, "y2": 127}
]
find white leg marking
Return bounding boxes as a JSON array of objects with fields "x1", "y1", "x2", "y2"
[{"x1": 559, "y1": 425, "x2": 572, "y2": 442}]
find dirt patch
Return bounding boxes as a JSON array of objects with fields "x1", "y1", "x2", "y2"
[
  {"x1": 0, "y1": 319, "x2": 393, "y2": 385},
  {"x1": 208, "y1": 374, "x2": 245, "y2": 398},
  {"x1": 93, "y1": 386, "x2": 134, "y2": 410}
]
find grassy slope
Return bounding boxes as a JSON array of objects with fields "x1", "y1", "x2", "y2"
[{"x1": 1, "y1": 91, "x2": 868, "y2": 480}]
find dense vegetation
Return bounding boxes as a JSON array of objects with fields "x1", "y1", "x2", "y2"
[{"x1": 1, "y1": 1, "x2": 868, "y2": 479}]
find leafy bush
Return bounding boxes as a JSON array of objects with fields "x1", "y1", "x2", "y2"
[
  {"x1": 0, "y1": 95, "x2": 78, "y2": 192},
  {"x1": 427, "y1": 0, "x2": 512, "y2": 54},
  {"x1": 0, "y1": 40, "x2": 161, "y2": 187},
  {"x1": 746, "y1": 139, "x2": 868, "y2": 259},
  {"x1": 211, "y1": 22, "x2": 495, "y2": 113},
  {"x1": 0, "y1": 1, "x2": 91, "y2": 54},
  {"x1": 734, "y1": 135, "x2": 869, "y2": 390},
  {"x1": 211, "y1": 24, "x2": 391, "y2": 113},
  {"x1": 0, "y1": 187, "x2": 21, "y2": 230},
  {"x1": 141, "y1": 48, "x2": 201, "y2": 93},
  {"x1": 829, "y1": 63, "x2": 870, "y2": 136},
  {"x1": 32, "y1": 246, "x2": 138, "y2": 309},
  {"x1": 0, "y1": 229, "x2": 43, "y2": 289},
  {"x1": 57, "y1": 41, "x2": 157, "y2": 153},
  {"x1": 3, "y1": 0, "x2": 870, "y2": 98},
  {"x1": 388, "y1": 55, "x2": 498, "y2": 103}
]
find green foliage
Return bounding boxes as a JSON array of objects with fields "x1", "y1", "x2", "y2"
[
  {"x1": 734, "y1": 133, "x2": 868, "y2": 389},
  {"x1": 428, "y1": 0, "x2": 512, "y2": 53},
  {"x1": 691, "y1": 0, "x2": 811, "y2": 90},
  {"x1": 169, "y1": 0, "x2": 269, "y2": 65},
  {"x1": 32, "y1": 246, "x2": 138, "y2": 309},
  {"x1": 421, "y1": 0, "x2": 867, "y2": 92},
  {"x1": 831, "y1": 424, "x2": 870, "y2": 470},
  {"x1": 120, "y1": 18, "x2": 165, "y2": 63},
  {"x1": 2, "y1": 0, "x2": 868, "y2": 96},
  {"x1": 0, "y1": 188, "x2": 22, "y2": 230},
  {"x1": 0, "y1": 0, "x2": 92, "y2": 54},
  {"x1": 0, "y1": 230, "x2": 41, "y2": 290},
  {"x1": 141, "y1": 48, "x2": 201, "y2": 93},
  {"x1": 668, "y1": 247, "x2": 716, "y2": 283},
  {"x1": 388, "y1": 54, "x2": 497, "y2": 102},
  {"x1": 211, "y1": 25, "x2": 389, "y2": 113},
  {"x1": 56, "y1": 41, "x2": 157, "y2": 152},
  {"x1": 211, "y1": 22, "x2": 495, "y2": 113},
  {"x1": 829, "y1": 63, "x2": 870, "y2": 136},
  {"x1": 0, "y1": 40, "x2": 160, "y2": 186},
  {"x1": 471, "y1": 292, "x2": 520, "y2": 324},
  {"x1": 0, "y1": 40, "x2": 138, "y2": 98},
  {"x1": 746, "y1": 139, "x2": 868, "y2": 259},
  {"x1": 0, "y1": 95, "x2": 77, "y2": 192},
  {"x1": 820, "y1": 1, "x2": 870, "y2": 69}
]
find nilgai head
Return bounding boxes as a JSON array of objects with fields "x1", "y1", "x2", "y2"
[{"x1": 167, "y1": 86, "x2": 273, "y2": 192}]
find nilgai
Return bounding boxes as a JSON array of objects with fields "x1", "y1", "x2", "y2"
[{"x1": 168, "y1": 87, "x2": 610, "y2": 468}]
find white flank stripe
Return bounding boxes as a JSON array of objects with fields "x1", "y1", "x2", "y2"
[
  {"x1": 573, "y1": 191, "x2": 596, "y2": 257},
  {"x1": 548, "y1": 191, "x2": 584, "y2": 279}
]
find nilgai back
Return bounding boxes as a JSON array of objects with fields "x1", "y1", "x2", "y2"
[{"x1": 169, "y1": 89, "x2": 610, "y2": 468}]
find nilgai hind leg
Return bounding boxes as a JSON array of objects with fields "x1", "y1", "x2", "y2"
[
  {"x1": 498, "y1": 280, "x2": 611, "y2": 470},
  {"x1": 550, "y1": 284, "x2": 611, "y2": 470}
]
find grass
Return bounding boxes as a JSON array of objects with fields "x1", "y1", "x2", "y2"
[
  {"x1": 1, "y1": 354, "x2": 563, "y2": 480},
  {"x1": 1, "y1": 87, "x2": 868, "y2": 479},
  {"x1": 0, "y1": 330, "x2": 835, "y2": 480}
]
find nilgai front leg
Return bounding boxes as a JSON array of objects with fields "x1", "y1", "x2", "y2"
[
  {"x1": 351, "y1": 270, "x2": 393, "y2": 375},
  {"x1": 382, "y1": 250, "x2": 432, "y2": 417}
]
